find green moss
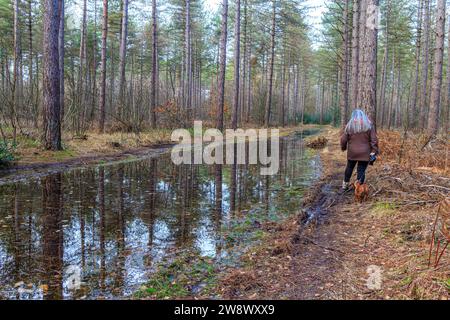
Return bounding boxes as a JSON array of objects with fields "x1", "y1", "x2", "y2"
[
  {"x1": 251, "y1": 230, "x2": 266, "y2": 240},
  {"x1": 399, "y1": 276, "x2": 413, "y2": 287},
  {"x1": 444, "y1": 278, "x2": 450, "y2": 292},
  {"x1": 372, "y1": 201, "x2": 398, "y2": 214},
  {"x1": 137, "y1": 277, "x2": 188, "y2": 299}
]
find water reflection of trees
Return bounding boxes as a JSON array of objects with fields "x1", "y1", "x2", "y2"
[
  {"x1": 0, "y1": 136, "x2": 316, "y2": 299},
  {"x1": 41, "y1": 173, "x2": 63, "y2": 300}
]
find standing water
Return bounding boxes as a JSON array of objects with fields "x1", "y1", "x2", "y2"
[{"x1": 0, "y1": 130, "x2": 321, "y2": 299}]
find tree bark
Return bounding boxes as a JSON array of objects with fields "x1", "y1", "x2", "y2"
[
  {"x1": 377, "y1": 2, "x2": 389, "y2": 127},
  {"x1": 99, "y1": 0, "x2": 108, "y2": 133},
  {"x1": 185, "y1": 0, "x2": 192, "y2": 120},
  {"x1": 356, "y1": 0, "x2": 368, "y2": 109},
  {"x1": 340, "y1": 0, "x2": 350, "y2": 128},
  {"x1": 427, "y1": 0, "x2": 446, "y2": 136},
  {"x1": 245, "y1": 20, "x2": 252, "y2": 124},
  {"x1": 216, "y1": 0, "x2": 229, "y2": 131},
  {"x1": 118, "y1": 0, "x2": 129, "y2": 119},
  {"x1": 91, "y1": 0, "x2": 98, "y2": 123},
  {"x1": 445, "y1": 14, "x2": 450, "y2": 134},
  {"x1": 59, "y1": 0, "x2": 65, "y2": 124},
  {"x1": 350, "y1": 0, "x2": 360, "y2": 110},
  {"x1": 150, "y1": 0, "x2": 158, "y2": 128},
  {"x1": 12, "y1": 0, "x2": 22, "y2": 142},
  {"x1": 28, "y1": 0, "x2": 36, "y2": 124},
  {"x1": 281, "y1": 57, "x2": 286, "y2": 126},
  {"x1": 419, "y1": 0, "x2": 431, "y2": 130},
  {"x1": 378, "y1": 45, "x2": 388, "y2": 127},
  {"x1": 78, "y1": 0, "x2": 87, "y2": 131},
  {"x1": 42, "y1": 0, "x2": 62, "y2": 150},
  {"x1": 264, "y1": 0, "x2": 276, "y2": 127},
  {"x1": 232, "y1": 0, "x2": 241, "y2": 130},
  {"x1": 361, "y1": 0, "x2": 379, "y2": 126},
  {"x1": 409, "y1": 0, "x2": 423, "y2": 129}
]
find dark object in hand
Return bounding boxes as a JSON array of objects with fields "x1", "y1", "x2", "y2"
[{"x1": 369, "y1": 154, "x2": 377, "y2": 166}]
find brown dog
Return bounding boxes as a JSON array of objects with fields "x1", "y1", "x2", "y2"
[{"x1": 354, "y1": 181, "x2": 369, "y2": 203}]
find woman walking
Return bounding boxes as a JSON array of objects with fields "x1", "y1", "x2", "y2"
[{"x1": 340, "y1": 109, "x2": 379, "y2": 190}]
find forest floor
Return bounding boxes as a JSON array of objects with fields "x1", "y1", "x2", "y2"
[{"x1": 215, "y1": 127, "x2": 450, "y2": 300}]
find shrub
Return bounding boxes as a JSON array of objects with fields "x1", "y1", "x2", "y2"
[{"x1": 0, "y1": 141, "x2": 16, "y2": 167}]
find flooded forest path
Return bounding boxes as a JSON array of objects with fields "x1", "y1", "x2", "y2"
[
  {"x1": 0, "y1": 127, "x2": 324, "y2": 300},
  {"x1": 2, "y1": 127, "x2": 447, "y2": 300}
]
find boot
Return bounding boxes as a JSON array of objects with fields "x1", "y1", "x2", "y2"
[{"x1": 342, "y1": 181, "x2": 350, "y2": 191}]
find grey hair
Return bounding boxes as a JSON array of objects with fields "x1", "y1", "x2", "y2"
[{"x1": 345, "y1": 109, "x2": 372, "y2": 134}]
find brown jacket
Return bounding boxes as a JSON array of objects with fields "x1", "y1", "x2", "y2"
[{"x1": 340, "y1": 127, "x2": 379, "y2": 162}]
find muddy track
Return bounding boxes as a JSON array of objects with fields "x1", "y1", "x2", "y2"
[{"x1": 289, "y1": 168, "x2": 352, "y2": 299}]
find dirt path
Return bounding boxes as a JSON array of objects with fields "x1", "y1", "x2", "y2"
[{"x1": 218, "y1": 128, "x2": 449, "y2": 300}]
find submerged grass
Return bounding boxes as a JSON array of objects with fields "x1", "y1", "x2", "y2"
[
  {"x1": 134, "y1": 171, "x2": 312, "y2": 299},
  {"x1": 134, "y1": 253, "x2": 218, "y2": 299}
]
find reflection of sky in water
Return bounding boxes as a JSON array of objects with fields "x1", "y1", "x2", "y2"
[
  {"x1": 194, "y1": 210, "x2": 217, "y2": 258},
  {"x1": 0, "y1": 133, "x2": 321, "y2": 299}
]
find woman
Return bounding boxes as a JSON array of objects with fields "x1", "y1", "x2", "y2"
[{"x1": 340, "y1": 109, "x2": 379, "y2": 190}]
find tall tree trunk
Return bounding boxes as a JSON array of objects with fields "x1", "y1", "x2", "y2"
[
  {"x1": 232, "y1": 0, "x2": 241, "y2": 129},
  {"x1": 118, "y1": 0, "x2": 129, "y2": 120},
  {"x1": 340, "y1": 0, "x2": 350, "y2": 128},
  {"x1": 320, "y1": 80, "x2": 325, "y2": 124},
  {"x1": 246, "y1": 28, "x2": 252, "y2": 123},
  {"x1": 350, "y1": 0, "x2": 360, "y2": 110},
  {"x1": 378, "y1": 45, "x2": 388, "y2": 127},
  {"x1": 12, "y1": 0, "x2": 21, "y2": 142},
  {"x1": 361, "y1": 0, "x2": 379, "y2": 126},
  {"x1": 386, "y1": 53, "x2": 395, "y2": 128},
  {"x1": 59, "y1": 0, "x2": 65, "y2": 124},
  {"x1": 356, "y1": 0, "x2": 368, "y2": 109},
  {"x1": 42, "y1": 0, "x2": 62, "y2": 150},
  {"x1": 286, "y1": 59, "x2": 291, "y2": 125},
  {"x1": 294, "y1": 64, "x2": 300, "y2": 121},
  {"x1": 99, "y1": 0, "x2": 108, "y2": 133},
  {"x1": 395, "y1": 66, "x2": 401, "y2": 128},
  {"x1": 185, "y1": 0, "x2": 192, "y2": 121},
  {"x1": 91, "y1": 0, "x2": 98, "y2": 122},
  {"x1": 240, "y1": 0, "x2": 248, "y2": 125},
  {"x1": 409, "y1": 0, "x2": 423, "y2": 129},
  {"x1": 216, "y1": 0, "x2": 229, "y2": 131},
  {"x1": 427, "y1": 0, "x2": 446, "y2": 136},
  {"x1": 419, "y1": 0, "x2": 431, "y2": 130},
  {"x1": 79, "y1": 0, "x2": 87, "y2": 132},
  {"x1": 377, "y1": 2, "x2": 389, "y2": 127},
  {"x1": 445, "y1": 14, "x2": 450, "y2": 134},
  {"x1": 264, "y1": 0, "x2": 276, "y2": 127},
  {"x1": 150, "y1": 0, "x2": 158, "y2": 128},
  {"x1": 28, "y1": 0, "x2": 36, "y2": 124},
  {"x1": 109, "y1": 42, "x2": 115, "y2": 119},
  {"x1": 280, "y1": 57, "x2": 286, "y2": 126}
]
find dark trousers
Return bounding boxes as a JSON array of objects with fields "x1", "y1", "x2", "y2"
[{"x1": 344, "y1": 160, "x2": 369, "y2": 184}]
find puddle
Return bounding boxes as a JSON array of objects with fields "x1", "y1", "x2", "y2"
[{"x1": 0, "y1": 131, "x2": 321, "y2": 299}]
